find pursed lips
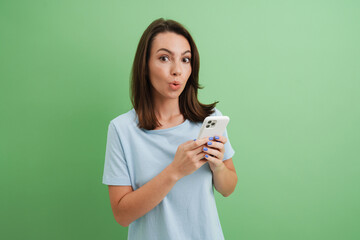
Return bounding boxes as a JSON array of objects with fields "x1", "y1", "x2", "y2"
[{"x1": 170, "y1": 81, "x2": 181, "y2": 85}]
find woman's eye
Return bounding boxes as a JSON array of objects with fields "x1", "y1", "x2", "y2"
[
  {"x1": 159, "y1": 56, "x2": 169, "y2": 61},
  {"x1": 159, "y1": 56, "x2": 191, "y2": 63},
  {"x1": 183, "y1": 57, "x2": 191, "y2": 63}
]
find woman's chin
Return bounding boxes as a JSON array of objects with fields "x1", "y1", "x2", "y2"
[
  {"x1": 153, "y1": 89, "x2": 183, "y2": 101},
  {"x1": 166, "y1": 93, "x2": 181, "y2": 99}
]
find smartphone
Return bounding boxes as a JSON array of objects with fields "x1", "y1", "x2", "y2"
[{"x1": 197, "y1": 116, "x2": 230, "y2": 139}]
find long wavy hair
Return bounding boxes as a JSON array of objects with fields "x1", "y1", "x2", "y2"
[{"x1": 130, "y1": 18, "x2": 218, "y2": 130}]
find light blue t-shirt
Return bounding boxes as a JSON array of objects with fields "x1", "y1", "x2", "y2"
[{"x1": 102, "y1": 107, "x2": 235, "y2": 240}]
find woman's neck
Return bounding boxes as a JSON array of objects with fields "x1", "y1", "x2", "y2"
[
  {"x1": 151, "y1": 91, "x2": 182, "y2": 121},
  {"x1": 153, "y1": 98, "x2": 181, "y2": 121}
]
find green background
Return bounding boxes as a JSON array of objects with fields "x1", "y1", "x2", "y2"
[{"x1": 1, "y1": 0, "x2": 359, "y2": 239}]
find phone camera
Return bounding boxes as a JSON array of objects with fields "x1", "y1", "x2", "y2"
[{"x1": 206, "y1": 125, "x2": 210, "y2": 128}]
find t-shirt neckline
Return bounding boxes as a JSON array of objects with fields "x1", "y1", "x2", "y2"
[
  {"x1": 144, "y1": 118, "x2": 189, "y2": 133},
  {"x1": 132, "y1": 108, "x2": 190, "y2": 134}
]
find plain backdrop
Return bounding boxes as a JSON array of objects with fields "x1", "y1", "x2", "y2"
[{"x1": 1, "y1": 0, "x2": 359, "y2": 239}]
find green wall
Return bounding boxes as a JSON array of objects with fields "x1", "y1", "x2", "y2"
[{"x1": 1, "y1": 0, "x2": 359, "y2": 239}]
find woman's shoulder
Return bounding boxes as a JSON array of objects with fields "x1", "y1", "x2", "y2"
[
  {"x1": 210, "y1": 107, "x2": 224, "y2": 117},
  {"x1": 109, "y1": 108, "x2": 136, "y2": 129}
]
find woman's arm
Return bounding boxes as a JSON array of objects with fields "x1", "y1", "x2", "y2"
[
  {"x1": 202, "y1": 136, "x2": 238, "y2": 197},
  {"x1": 212, "y1": 158, "x2": 237, "y2": 197},
  {"x1": 109, "y1": 164, "x2": 180, "y2": 227},
  {"x1": 109, "y1": 138, "x2": 209, "y2": 227}
]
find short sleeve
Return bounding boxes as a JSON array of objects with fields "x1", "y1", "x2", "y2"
[
  {"x1": 102, "y1": 121, "x2": 132, "y2": 185},
  {"x1": 213, "y1": 108, "x2": 235, "y2": 161}
]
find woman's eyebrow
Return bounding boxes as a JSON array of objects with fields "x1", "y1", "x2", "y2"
[{"x1": 156, "y1": 48, "x2": 191, "y2": 55}]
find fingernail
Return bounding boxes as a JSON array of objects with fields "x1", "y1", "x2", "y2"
[
  {"x1": 207, "y1": 141, "x2": 212, "y2": 145},
  {"x1": 209, "y1": 137, "x2": 214, "y2": 140},
  {"x1": 203, "y1": 147, "x2": 208, "y2": 151},
  {"x1": 215, "y1": 136, "x2": 219, "y2": 140},
  {"x1": 205, "y1": 154, "x2": 209, "y2": 158},
  {"x1": 193, "y1": 139, "x2": 196, "y2": 141}
]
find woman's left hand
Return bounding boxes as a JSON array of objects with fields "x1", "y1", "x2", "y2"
[{"x1": 202, "y1": 136, "x2": 227, "y2": 172}]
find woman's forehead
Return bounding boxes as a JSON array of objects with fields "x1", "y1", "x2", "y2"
[{"x1": 151, "y1": 32, "x2": 191, "y2": 54}]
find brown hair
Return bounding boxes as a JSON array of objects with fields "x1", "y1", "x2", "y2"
[{"x1": 130, "y1": 18, "x2": 218, "y2": 130}]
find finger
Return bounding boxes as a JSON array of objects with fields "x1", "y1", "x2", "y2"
[
  {"x1": 213, "y1": 135, "x2": 227, "y2": 144},
  {"x1": 191, "y1": 145, "x2": 206, "y2": 155},
  {"x1": 185, "y1": 137, "x2": 208, "y2": 151},
  {"x1": 202, "y1": 146, "x2": 222, "y2": 159},
  {"x1": 206, "y1": 140, "x2": 224, "y2": 151},
  {"x1": 194, "y1": 152, "x2": 207, "y2": 162},
  {"x1": 198, "y1": 158, "x2": 209, "y2": 166},
  {"x1": 204, "y1": 153, "x2": 223, "y2": 165}
]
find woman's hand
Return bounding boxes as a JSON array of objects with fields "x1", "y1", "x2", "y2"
[
  {"x1": 170, "y1": 137, "x2": 209, "y2": 180},
  {"x1": 202, "y1": 136, "x2": 227, "y2": 172}
]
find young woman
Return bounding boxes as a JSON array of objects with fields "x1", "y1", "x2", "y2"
[{"x1": 102, "y1": 18, "x2": 237, "y2": 240}]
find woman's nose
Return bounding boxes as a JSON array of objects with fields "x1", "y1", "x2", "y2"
[{"x1": 171, "y1": 61, "x2": 182, "y2": 76}]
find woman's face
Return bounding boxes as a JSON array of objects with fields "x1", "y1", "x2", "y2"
[{"x1": 148, "y1": 32, "x2": 192, "y2": 100}]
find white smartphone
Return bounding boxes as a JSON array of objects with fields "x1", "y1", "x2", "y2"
[{"x1": 197, "y1": 116, "x2": 230, "y2": 139}]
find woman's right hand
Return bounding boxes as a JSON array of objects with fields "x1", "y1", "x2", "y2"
[{"x1": 169, "y1": 137, "x2": 209, "y2": 180}]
